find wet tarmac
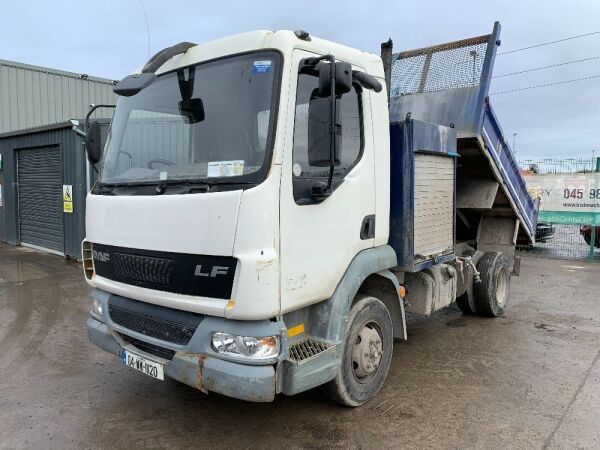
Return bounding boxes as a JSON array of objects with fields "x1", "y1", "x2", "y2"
[{"x1": 0, "y1": 243, "x2": 599, "y2": 449}]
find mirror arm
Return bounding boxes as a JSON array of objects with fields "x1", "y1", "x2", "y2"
[
  {"x1": 85, "y1": 104, "x2": 116, "y2": 130},
  {"x1": 352, "y1": 70, "x2": 383, "y2": 92},
  {"x1": 325, "y1": 54, "x2": 337, "y2": 196}
]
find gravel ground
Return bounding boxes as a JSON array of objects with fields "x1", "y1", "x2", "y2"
[{"x1": 0, "y1": 243, "x2": 599, "y2": 449}]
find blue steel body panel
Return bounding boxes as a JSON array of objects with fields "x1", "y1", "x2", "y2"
[
  {"x1": 389, "y1": 118, "x2": 457, "y2": 271},
  {"x1": 389, "y1": 122, "x2": 413, "y2": 270}
]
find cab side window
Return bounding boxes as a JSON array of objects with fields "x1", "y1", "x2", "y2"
[{"x1": 292, "y1": 69, "x2": 363, "y2": 202}]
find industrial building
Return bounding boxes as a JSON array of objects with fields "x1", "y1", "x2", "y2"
[{"x1": 0, "y1": 58, "x2": 115, "y2": 257}]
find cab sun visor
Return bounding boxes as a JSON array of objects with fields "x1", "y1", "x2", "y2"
[
  {"x1": 113, "y1": 41, "x2": 197, "y2": 97},
  {"x1": 113, "y1": 73, "x2": 157, "y2": 97}
]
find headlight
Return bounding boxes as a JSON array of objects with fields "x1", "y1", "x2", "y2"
[
  {"x1": 91, "y1": 299, "x2": 103, "y2": 320},
  {"x1": 212, "y1": 332, "x2": 280, "y2": 360}
]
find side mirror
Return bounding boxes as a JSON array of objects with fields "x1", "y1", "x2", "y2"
[
  {"x1": 308, "y1": 94, "x2": 341, "y2": 167},
  {"x1": 178, "y1": 98, "x2": 205, "y2": 123},
  {"x1": 318, "y1": 61, "x2": 352, "y2": 97},
  {"x1": 85, "y1": 121, "x2": 102, "y2": 165}
]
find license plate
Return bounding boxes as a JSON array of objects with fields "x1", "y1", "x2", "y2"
[{"x1": 122, "y1": 350, "x2": 164, "y2": 380}]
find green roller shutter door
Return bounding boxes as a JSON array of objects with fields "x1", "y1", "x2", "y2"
[{"x1": 17, "y1": 146, "x2": 64, "y2": 254}]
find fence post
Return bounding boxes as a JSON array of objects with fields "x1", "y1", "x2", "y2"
[
  {"x1": 590, "y1": 226, "x2": 597, "y2": 261},
  {"x1": 588, "y1": 158, "x2": 600, "y2": 261}
]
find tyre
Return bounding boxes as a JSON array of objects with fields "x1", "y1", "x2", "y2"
[
  {"x1": 473, "y1": 252, "x2": 511, "y2": 317},
  {"x1": 456, "y1": 292, "x2": 474, "y2": 314},
  {"x1": 324, "y1": 296, "x2": 393, "y2": 407}
]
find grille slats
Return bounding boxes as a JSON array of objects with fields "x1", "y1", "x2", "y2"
[
  {"x1": 289, "y1": 338, "x2": 332, "y2": 363},
  {"x1": 112, "y1": 253, "x2": 175, "y2": 287},
  {"x1": 92, "y1": 243, "x2": 237, "y2": 299},
  {"x1": 108, "y1": 296, "x2": 203, "y2": 345}
]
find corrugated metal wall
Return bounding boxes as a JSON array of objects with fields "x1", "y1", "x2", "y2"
[
  {"x1": 0, "y1": 121, "x2": 110, "y2": 258},
  {"x1": 0, "y1": 59, "x2": 117, "y2": 134}
]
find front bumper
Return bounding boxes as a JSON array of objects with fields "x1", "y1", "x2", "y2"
[
  {"x1": 88, "y1": 317, "x2": 276, "y2": 402},
  {"x1": 87, "y1": 288, "x2": 340, "y2": 402}
]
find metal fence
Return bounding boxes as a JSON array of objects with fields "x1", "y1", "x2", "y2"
[
  {"x1": 519, "y1": 157, "x2": 600, "y2": 175},
  {"x1": 517, "y1": 157, "x2": 599, "y2": 262}
]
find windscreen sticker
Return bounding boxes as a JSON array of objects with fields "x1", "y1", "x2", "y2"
[
  {"x1": 252, "y1": 60, "x2": 272, "y2": 73},
  {"x1": 207, "y1": 160, "x2": 245, "y2": 178},
  {"x1": 159, "y1": 171, "x2": 168, "y2": 180}
]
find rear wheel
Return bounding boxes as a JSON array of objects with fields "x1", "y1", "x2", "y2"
[
  {"x1": 473, "y1": 252, "x2": 511, "y2": 317},
  {"x1": 324, "y1": 296, "x2": 393, "y2": 407}
]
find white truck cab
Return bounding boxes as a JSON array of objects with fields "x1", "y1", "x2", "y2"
[{"x1": 84, "y1": 26, "x2": 535, "y2": 405}]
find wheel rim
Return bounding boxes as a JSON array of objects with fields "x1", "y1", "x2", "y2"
[
  {"x1": 496, "y1": 266, "x2": 509, "y2": 306},
  {"x1": 351, "y1": 322, "x2": 383, "y2": 380}
]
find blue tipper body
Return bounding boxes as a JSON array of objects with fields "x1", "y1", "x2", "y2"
[
  {"x1": 388, "y1": 118, "x2": 458, "y2": 271},
  {"x1": 388, "y1": 21, "x2": 538, "y2": 244}
]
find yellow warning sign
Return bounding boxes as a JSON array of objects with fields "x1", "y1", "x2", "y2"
[{"x1": 63, "y1": 185, "x2": 73, "y2": 213}]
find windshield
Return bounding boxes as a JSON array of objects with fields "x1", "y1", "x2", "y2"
[{"x1": 98, "y1": 51, "x2": 281, "y2": 186}]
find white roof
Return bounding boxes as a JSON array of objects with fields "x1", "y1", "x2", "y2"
[{"x1": 152, "y1": 30, "x2": 384, "y2": 78}]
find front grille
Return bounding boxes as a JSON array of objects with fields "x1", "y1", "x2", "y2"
[
  {"x1": 119, "y1": 333, "x2": 176, "y2": 360},
  {"x1": 289, "y1": 338, "x2": 332, "y2": 363},
  {"x1": 92, "y1": 243, "x2": 237, "y2": 299},
  {"x1": 113, "y1": 253, "x2": 174, "y2": 287},
  {"x1": 108, "y1": 296, "x2": 203, "y2": 345}
]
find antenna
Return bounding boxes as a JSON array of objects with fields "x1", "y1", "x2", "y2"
[{"x1": 137, "y1": 0, "x2": 151, "y2": 58}]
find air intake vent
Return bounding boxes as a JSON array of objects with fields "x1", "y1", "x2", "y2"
[
  {"x1": 108, "y1": 295, "x2": 203, "y2": 345},
  {"x1": 113, "y1": 253, "x2": 175, "y2": 287},
  {"x1": 289, "y1": 338, "x2": 332, "y2": 363},
  {"x1": 91, "y1": 243, "x2": 237, "y2": 299},
  {"x1": 82, "y1": 241, "x2": 94, "y2": 280}
]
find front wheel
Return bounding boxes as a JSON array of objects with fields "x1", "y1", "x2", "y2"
[{"x1": 324, "y1": 296, "x2": 393, "y2": 407}]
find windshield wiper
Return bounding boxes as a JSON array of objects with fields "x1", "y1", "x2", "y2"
[
  {"x1": 154, "y1": 179, "x2": 256, "y2": 194},
  {"x1": 95, "y1": 182, "x2": 140, "y2": 195},
  {"x1": 96, "y1": 179, "x2": 256, "y2": 195},
  {"x1": 154, "y1": 179, "x2": 216, "y2": 194}
]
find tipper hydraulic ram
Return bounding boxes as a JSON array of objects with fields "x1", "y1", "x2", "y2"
[{"x1": 83, "y1": 22, "x2": 538, "y2": 406}]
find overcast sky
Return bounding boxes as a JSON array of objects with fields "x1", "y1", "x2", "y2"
[{"x1": 1, "y1": 0, "x2": 599, "y2": 160}]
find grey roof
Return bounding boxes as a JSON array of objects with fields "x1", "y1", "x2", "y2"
[
  {"x1": 0, "y1": 58, "x2": 117, "y2": 85},
  {"x1": 0, "y1": 58, "x2": 118, "y2": 134}
]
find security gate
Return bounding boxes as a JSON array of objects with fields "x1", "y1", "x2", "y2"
[{"x1": 17, "y1": 146, "x2": 64, "y2": 254}]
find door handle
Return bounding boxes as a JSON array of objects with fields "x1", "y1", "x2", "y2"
[{"x1": 360, "y1": 215, "x2": 375, "y2": 240}]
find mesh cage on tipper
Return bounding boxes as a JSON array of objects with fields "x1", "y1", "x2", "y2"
[{"x1": 390, "y1": 34, "x2": 491, "y2": 97}]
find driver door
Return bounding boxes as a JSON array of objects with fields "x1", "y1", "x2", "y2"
[{"x1": 279, "y1": 50, "x2": 376, "y2": 313}]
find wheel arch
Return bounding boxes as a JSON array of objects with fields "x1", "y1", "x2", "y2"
[
  {"x1": 306, "y1": 245, "x2": 405, "y2": 344},
  {"x1": 357, "y1": 271, "x2": 407, "y2": 340}
]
